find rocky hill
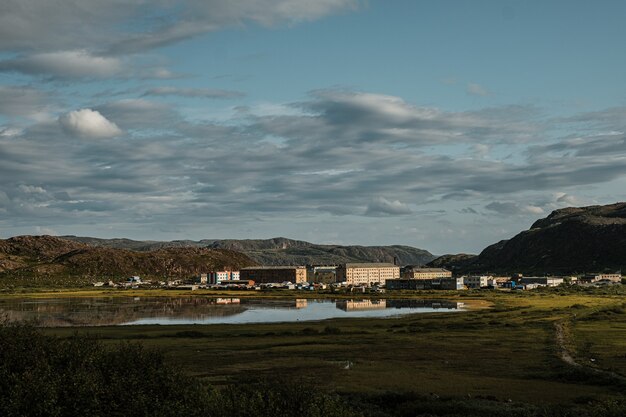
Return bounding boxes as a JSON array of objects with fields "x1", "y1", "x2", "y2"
[
  {"x1": 62, "y1": 236, "x2": 437, "y2": 266},
  {"x1": 0, "y1": 235, "x2": 256, "y2": 287},
  {"x1": 427, "y1": 202, "x2": 626, "y2": 275}
]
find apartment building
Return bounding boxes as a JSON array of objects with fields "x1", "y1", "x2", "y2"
[
  {"x1": 207, "y1": 271, "x2": 240, "y2": 285},
  {"x1": 463, "y1": 275, "x2": 493, "y2": 289},
  {"x1": 580, "y1": 273, "x2": 622, "y2": 283},
  {"x1": 402, "y1": 267, "x2": 452, "y2": 280},
  {"x1": 519, "y1": 276, "x2": 565, "y2": 287},
  {"x1": 336, "y1": 263, "x2": 400, "y2": 286}
]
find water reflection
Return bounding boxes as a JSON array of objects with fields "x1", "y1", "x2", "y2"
[
  {"x1": 0, "y1": 297, "x2": 463, "y2": 327},
  {"x1": 336, "y1": 299, "x2": 387, "y2": 311}
]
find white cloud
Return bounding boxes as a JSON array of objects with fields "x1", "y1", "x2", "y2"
[
  {"x1": 59, "y1": 109, "x2": 122, "y2": 138},
  {"x1": 485, "y1": 201, "x2": 544, "y2": 215},
  {"x1": 34, "y1": 226, "x2": 58, "y2": 236},
  {"x1": 555, "y1": 193, "x2": 578, "y2": 206},
  {"x1": 0, "y1": 50, "x2": 122, "y2": 79},
  {"x1": 472, "y1": 143, "x2": 490, "y2": 159},
  {"x1": 524, "y1": 205, "x2": 544, "y2": 214},
  {"x1": 366, "y1": 197, "x2": 412, "y2": 216},
  {"x1": 18, "y1": 185, "x2": 46, "y2": 194},
  {"x1": 0, "y1": 127, "x2": 22, "y2": 137}
]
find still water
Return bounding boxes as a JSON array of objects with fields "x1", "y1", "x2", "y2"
[{"x1": 0, "y1": 297, "x2": 464, "y2": 327}]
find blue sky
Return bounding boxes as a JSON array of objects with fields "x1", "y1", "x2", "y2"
[{"x1": 1, "y1": 0, "x2": 625, "y2": 254}]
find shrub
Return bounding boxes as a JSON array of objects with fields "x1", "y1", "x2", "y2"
[
  {"x1": 207, "y1": 378, "x2": 361, "y2": 417},
  {"x1": 0, "y1": 323, "x2": 209, "y2": 417}
]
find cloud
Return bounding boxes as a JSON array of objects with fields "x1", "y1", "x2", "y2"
[
  {"x1": 366, "y1": 197, "x2": 412, "y2": 216},
  {"x1": 254, "y1": 90, "x2": 542, "y2": 149},
  {"x1": 59, "y1": 109, "x2": 122, "y2": 138},
  {"x1": 466, "y1": 82, "x2": 491, "y2": 97},
  {"x1": 472, "y1": 143, "x2": 490, "y2": 158},
  {"x1": 143, "y1": 86, "x2": 245, "y2": 99},
  {"x1": 108, "y1": 0, "x2": 361, "y2": 54},
  {"x1": 96, "y1": 99, "x2": 179, "y2": 130},
  {"x1": 0, "y1": 85, "x2": 51, "y2": 119},
  {"x1": 34, "y1": 226, "x2": 59, "y2": 236},
  {"x1": 140, "y1": 68, "x2": 188, "y2": 80},
  {"x1": 460, "y1": 207, "x2": 478, "y2": 214},
  {"x1": 555, "y1": 193, "x2": 578, "y2": 206},
  {"x1": 3, "y1": 86, "x2": 626, "y2": 252},
  {"x1": 0, "y1": 50, "x2": 122, "y2": 79},
  {"x1": 0, "y1": 127, "x2": 23, "y2": 137},
  {"x1": 0, "y1": 0, "x2": 360, "y2": 54},
  {"x1": 485, "y1": 201, "x2": 544, "y2": 215}
]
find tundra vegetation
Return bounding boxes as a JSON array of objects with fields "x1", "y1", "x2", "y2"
[{"x1": 1, "y1": 286, "x2": 626, "y2": 416}]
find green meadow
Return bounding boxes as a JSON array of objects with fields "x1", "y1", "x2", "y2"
[{"x1": 38, "y1": 286, "x2": 626, "y2": 410}]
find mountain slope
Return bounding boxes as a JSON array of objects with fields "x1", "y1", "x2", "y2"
[
  {"x1": 0, "y1": 235, "x2": 256, "y2": 286},
  {"x1": 61, "y1": 236, "x2": 436, "y2": 266},
  {"x1": 428, "y1": 202, "x2": 626, "y2": 274}
]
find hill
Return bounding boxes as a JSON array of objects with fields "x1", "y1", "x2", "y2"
[
  {"x1": 0, "y1": 235, "x2": 256, "y2": 287},
  {"x1": 62, "y1": 236, "x2": 437, "y2": 266},
  {"x1": 427, "y1": 202, "x2": 626, "y2": 275}
]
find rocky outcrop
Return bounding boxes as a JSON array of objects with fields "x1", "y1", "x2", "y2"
[{"x1": 428, "y1": 202, "x2": 626, "y2": 274}]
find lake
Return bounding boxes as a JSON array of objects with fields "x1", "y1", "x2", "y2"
[{"x1": 0, "y1": 297, "x2": 464, "y2": 327}]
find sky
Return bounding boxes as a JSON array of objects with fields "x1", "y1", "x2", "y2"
[{"x1": 1, "y1": 0, "x2": 626, "y2": 255}]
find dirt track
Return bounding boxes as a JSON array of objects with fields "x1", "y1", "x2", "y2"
[{"x1": 554, "y1": 320, "x2": 626, "y2": 383}]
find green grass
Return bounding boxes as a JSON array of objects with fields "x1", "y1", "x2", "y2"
[
  {"x1": 40, "y1": 288, "x2": 626, "y2": 406},
  {"x1": 572, "y1": 302, "x2": 626, "y2": 376}
]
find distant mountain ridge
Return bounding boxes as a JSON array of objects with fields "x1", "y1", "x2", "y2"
[
  {"x1": 427, "y1": 202, "x2": 626, "y2": 275},
  {"x1": 61, "y1": 236, "x2": 437, "y2": 267}
]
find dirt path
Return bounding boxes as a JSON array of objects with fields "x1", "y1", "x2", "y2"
[
  {"x1": 554, "y1": 321, "x2": 579, "y2": 367},
  {"x1": 554, "y1": 320, "x2": 626, "y2": 383}
]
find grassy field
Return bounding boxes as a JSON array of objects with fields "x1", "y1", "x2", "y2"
[
  {"x1": 572, "y1": 302, "x2": 626, "y2": 376},
  {"x1": 38, "y1": 287, "x2": 626, "y2": 407}
]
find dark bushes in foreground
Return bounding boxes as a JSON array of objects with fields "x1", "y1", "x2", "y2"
[
  {"x1": 0, "y1": 323, "x2": 209, "y2": 417},
  {"x1": 0, "y1": 323, "x2": 360, "y2": 417},
  {"x1": 1, "y1": 323, "x2": 625, "y2": 417},
  {"x1": 352, "y1": 391, "x2": 626, "y2": 417}
]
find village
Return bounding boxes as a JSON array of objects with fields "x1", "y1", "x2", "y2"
[{"x1": 93, "y1": 262, "x2": 624, "y2": 292}]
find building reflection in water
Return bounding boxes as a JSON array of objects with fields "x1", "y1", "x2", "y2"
[
  {"x1": 336, "y1": 299, "x2": 462, "y2": 311},
  {"x1": 215, "y1": 298, "x2": 240, "y2": 305},
  {"x1": 336, "y1": 299, "x2": 387, "y2": 311}
]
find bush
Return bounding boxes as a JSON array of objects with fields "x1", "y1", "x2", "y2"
[
  {"x1": 0, "y1": 323, "x2": 209, "y2": 417},
  {"x1": 207, "y1": 378, "x2": 361, "y2": 417},
  {"x1": 0, "y1": 323, "x2": 362, "y2": 417}
]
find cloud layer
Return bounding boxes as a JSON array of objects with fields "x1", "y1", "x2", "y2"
[
  {"x1": 0, "y1": 2, "x2": 624, "y2": 252},
  {"x1": 0, "y1": 0, "x2": 359, "y2": 53},
  {"x1": 1, "y1": 86, "x2": 625, "y2": 250}
]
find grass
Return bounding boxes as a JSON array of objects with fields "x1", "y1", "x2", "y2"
[
  {"x1": 36, "y1": 287, "x2": 626, "y2": 407},
  {"x1": 572, "y1": 302, "x2": 626, "y2": 376}
]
